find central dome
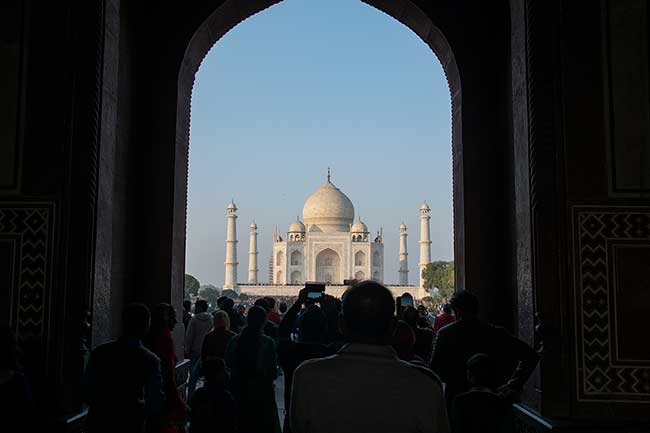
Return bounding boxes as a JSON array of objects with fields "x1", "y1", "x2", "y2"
[{"x1": 302, "y1": 179, "x2": 355, "y2": 232}]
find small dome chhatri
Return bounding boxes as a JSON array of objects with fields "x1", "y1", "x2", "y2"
[
  {"x1": 289, "y1": 218, "x2": 306, "y2": 233},
  {"x1": 351, "y1": 218, "x2": 368, "y2": 233},
  {"x1": 302, "y1": 170, "x2": 355, "y2": 232}
]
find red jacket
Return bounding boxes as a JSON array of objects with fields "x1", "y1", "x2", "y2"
[
  {"x1": 267, "y1": 310, "x2": 282, "y2": 325},
  {"x1": 147, "y1": 325, "x2": 187, "y2": 429},
  {"x1": 433, "y1": 312, "x2": 456, "y2": 335}
]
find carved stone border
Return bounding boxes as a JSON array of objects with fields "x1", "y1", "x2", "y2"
[
  {"x1": 573, "y1": 205, "x2": 650, "y2": 402},
  {"x1": 0, "y1": 202, "x2": 55, "y2": 350}
]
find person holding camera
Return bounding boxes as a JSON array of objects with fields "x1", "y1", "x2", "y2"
[{"x1": 277, "y1": 287, "x2": 337, "y2": 433}]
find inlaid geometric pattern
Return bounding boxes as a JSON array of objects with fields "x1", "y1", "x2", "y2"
[
  {"x1": 573, "y1": 206, "x2": 650, "y2": 402},
  {"x1": 0, "y1": 203, "x2": 54, "y2": 345}
]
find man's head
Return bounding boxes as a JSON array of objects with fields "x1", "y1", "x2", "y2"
[
  {"x1": 212, "y1": 310, "x2": 230, "y2": 330},
  {"x1": 195, "y1": 299, "x2": 208, "y2": 314},
  {"x1": 264, "y1": 297, "x2": 276, "y2": 310},
  {"x1": 153, "y1": 303, "x2": 177, "y2": 330},
  {"x1": 417, "y1": 305, "x2": 427, "y2": 315},
  {"x1": 254, "y1": 298, "x2": 269, "y2": 312},
  {"x1": 466, "y1": 353, "x2": 498, "y2": 389},
  {"x1": 221, "y1": 297, "x2": 235, "y2": 311},
  {"x1": 297, "y1": 306, "x2": 328, "y2": 343},
  {"x1": 340, "y1": 281, "x2": 395, "y2": 344},
  {"x1": 450, "y1": 290, "x2": 478, "y2": 320},
  {"x1": 202, "y1": 357, "x2": 228, "y2": 386},
  {"x1": 442, "y1": 303, "x2": 453, "y2": 314},
  {"x1": 279, "y1": 302, "x2": 288, "y2": 314},
  {"x1": 246, "y1": 305, "x2": 267, "y2": 332},
  {"x1": 123, "y1": 303, "x2": 151, "y2": 338}
]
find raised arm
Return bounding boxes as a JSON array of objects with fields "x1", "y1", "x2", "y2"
[
  {"x1": 279, "y1": 288, "x2": 307, "y2": 339},
  {"x1": 501, "y1": 330, "x2": 540, "y2": 393}
]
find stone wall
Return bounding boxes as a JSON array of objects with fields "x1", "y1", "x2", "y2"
[{"x1": 238, "y1": 284, "x2": 423, "y2": 299}]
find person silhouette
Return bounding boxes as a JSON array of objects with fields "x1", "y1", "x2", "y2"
[
  {"x1": 430, "y1": 290, "x2": 539, "y2": 412},
  {"x1": 225, "y1": 305, "x2": 280, "y2": 433},
  {"x1": 189, "y1": 358, "x2": 237, "y2": 433},
  {"x1": 84, "y1": 303, "x2": 164, "y2": 433},
  {"x1": 145, "y1": 303, "x2": 188, "y2": 433},
  {"x1": 290, "y1": 281, "x2": 449, "y2": 433},
  {"x1": 200, "y1": 310, "x2": 235, "y2": 364},
  {"x1": 277, "y1": 288, "x2": 336, "y2": 433},
  {"x1": 402, "y1": 306, "x2": 435, "y2": 363},
  {"x1": 185, "y1": 299, "x2": 213, "y2": 400},
  {"x1": 451, "y1": 353, "x2": 511, "y2": 433}
]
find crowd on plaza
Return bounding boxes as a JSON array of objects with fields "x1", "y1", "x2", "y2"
[{"x1": 0, "y1": 282, "x2": 539, "y2": 433}]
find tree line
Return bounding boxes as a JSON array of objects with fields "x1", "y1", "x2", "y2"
[{"x1": 421, "y1": 261, "x2": 454, "y2": 302}]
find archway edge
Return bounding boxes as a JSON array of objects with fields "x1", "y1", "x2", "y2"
[{"x1": 175, "y1": 0, "x2": 465, "y2": 297}]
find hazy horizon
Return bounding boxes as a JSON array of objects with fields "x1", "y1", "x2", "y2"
[{"x1": 185, "y1": 0, "x2": 453, "y2": 287}]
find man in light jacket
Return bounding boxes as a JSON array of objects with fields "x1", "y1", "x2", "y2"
[
  {"x1": 185, "y1": 299, "x2": 213, "y2": 400},
  {"x1": 291, "y1": 281, "x2": 449, "y2": 433}
]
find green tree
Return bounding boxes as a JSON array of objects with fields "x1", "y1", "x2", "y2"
[
  {"x1": 422, "y1": 261, "x2": 454, "y2": 300},
  {"x1": 184, "y1": 274, "x2": 200, "y2": 297},
  {"x1": 222, "y1": 289, "x2": 239, "y2": 299},
  {"x1": 198, "y1": 285, "x2": 221, "y2": 310}
]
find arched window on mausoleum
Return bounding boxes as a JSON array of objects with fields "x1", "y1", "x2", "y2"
[
  {"x1": 355, "y1": 251, "x2": 366, "y2": 266},
  {"x1": 291, "y1": 270, "x2": 302, "y2": 284},
  {"x1": 291, "y1": 250, "x2": 302, "y2": 266}
]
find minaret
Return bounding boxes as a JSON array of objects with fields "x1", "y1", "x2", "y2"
[
  {"x1": 248, "y1": 222, "x2": 258, "y2": 284},
  {"x1": 399, "y1": 223, "x2": 409, "y2": 285},
  {"x1": 224, "y1": 200, "x2": 238, "y2": 291},
  {"x1": 419, "y1": 202, "x2": 431, "y2": 288}
]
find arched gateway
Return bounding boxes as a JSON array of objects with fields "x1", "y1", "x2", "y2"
[{"x1": 315, "y1": 248, "x2": 341, "y2": 284}]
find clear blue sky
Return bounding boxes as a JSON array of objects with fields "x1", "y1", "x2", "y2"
[{"x1": 186, "y1": 0, "x2": 452, "y2": 287}]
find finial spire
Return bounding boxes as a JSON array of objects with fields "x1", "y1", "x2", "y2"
[{"x1": 327, "y1": 167, "x2": 331, "y2": 182}]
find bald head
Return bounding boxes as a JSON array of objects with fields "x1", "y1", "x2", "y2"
[{"x1": 341, "y1": 281, "x2": 396, "y2": 343}]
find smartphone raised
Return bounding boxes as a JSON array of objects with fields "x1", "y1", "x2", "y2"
[{"x1": 305, "y1": 282, "x2": 326, "y2": 300}]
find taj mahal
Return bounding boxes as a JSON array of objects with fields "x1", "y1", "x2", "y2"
[{"x1": 223, "y1": 171, "x2": 433, "y2": 299}]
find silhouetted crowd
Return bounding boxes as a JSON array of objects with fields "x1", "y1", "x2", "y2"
[{"x1": 1, "y1": 282, "x2": 539, "y2": 433}]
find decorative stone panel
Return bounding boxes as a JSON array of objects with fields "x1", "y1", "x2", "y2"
[
  {"x1": 572, "y1": 206, "x2": 650, "y2": 402},
  {"x1": 0, "y1": 202, "x2": 55, "y2": 349}
]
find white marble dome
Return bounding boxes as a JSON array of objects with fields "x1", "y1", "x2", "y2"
[{"x1": 303, "y1": 179, "x2": 355, "y2": 232}]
